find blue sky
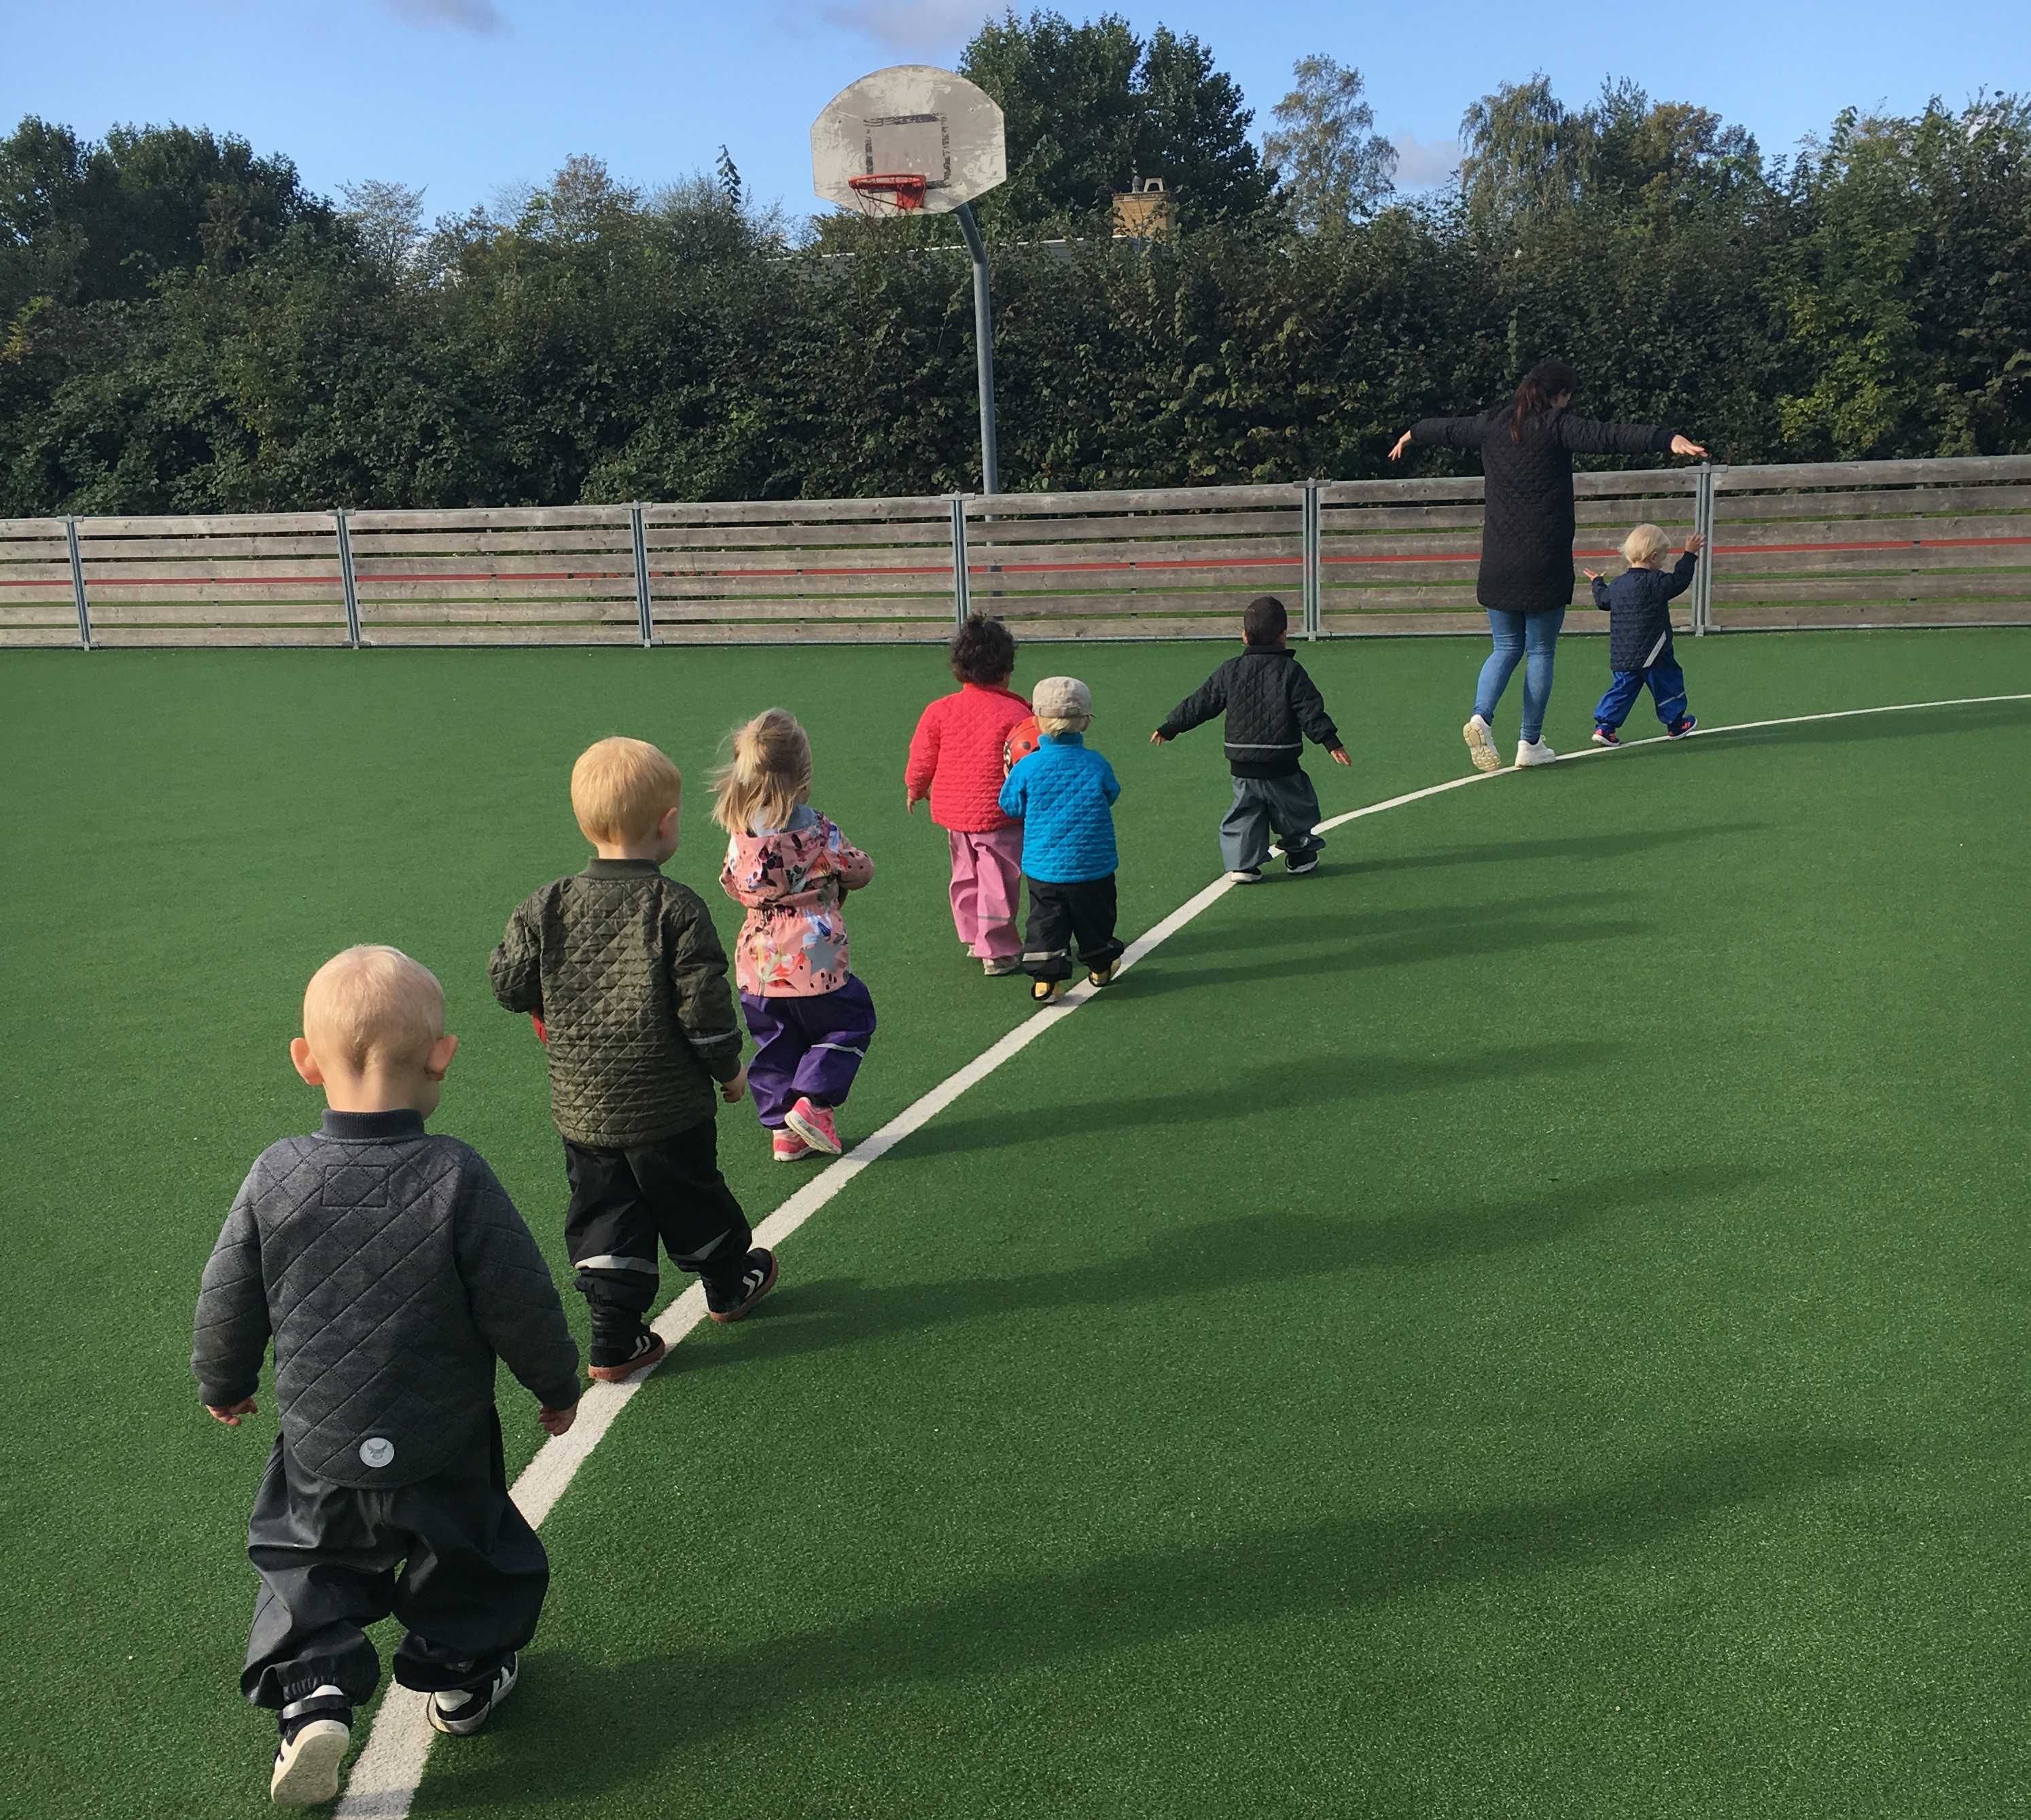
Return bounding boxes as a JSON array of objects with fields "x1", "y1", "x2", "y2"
[{"x1": 6, "y1": 0, "x2": 2027, "y2": 225}]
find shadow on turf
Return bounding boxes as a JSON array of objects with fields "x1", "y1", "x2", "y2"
[
  {"x1": 677, "y1": 1157, "x2": 1771, "y2": 1372},
  {"x1": 883, "y1": 1040, "x2": 1630, "y2": 1162},
  {"x1": 1298, "y1": 820, "x2": 1769, "y2": 884},
  {"x1": 1117, "y1": 912, "x2": 1657, "y2": 1001},
  {"x1": 425, "y1": 1430, "x2": 1874, "y2": 1801},
  {"x1": 1153, "y1": 887, "x2": 1640, "y2": 960}
]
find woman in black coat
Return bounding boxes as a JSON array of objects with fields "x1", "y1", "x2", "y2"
[{"x1": 1388, "y1": 359, "x2": 1706, "y2": 772}]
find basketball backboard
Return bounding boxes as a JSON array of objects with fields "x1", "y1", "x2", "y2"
[{"x1": 811, "y1": 65, "x2": 1007, "y2": 217}]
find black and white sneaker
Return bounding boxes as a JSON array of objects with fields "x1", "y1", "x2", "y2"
[
  {"x1": 271, "y1": 1685, "x2": 352, "y2": 1806},
  {"x1": 1226, "y1": 867, "x2": 1263, "y2": 885},
  {"x1": 1285, "y1": 851, "x2": 1320, "y2": 876},
  {"x1": 587, "y1": 1327, "x2": 667, "y2": 1384},
  {"x1": 707, "y1": 1248, "x2": 779, "y2": 1325},
  {"x1": 427, "y1": 1654, "x2": 519, "y2": 1737}
]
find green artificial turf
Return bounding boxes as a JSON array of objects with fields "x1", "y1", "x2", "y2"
[{"x1": 1, "y1": 629, "x2": 2026, "y2": 1819}]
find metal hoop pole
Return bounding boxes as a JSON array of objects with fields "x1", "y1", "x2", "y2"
[{"x1": 954, "y1": 204, "x2": 1000, "y2": 499}]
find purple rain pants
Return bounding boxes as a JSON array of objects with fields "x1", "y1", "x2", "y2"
[{"x1": 739, "y1": 974, "x2": 877, "y2": 1128}]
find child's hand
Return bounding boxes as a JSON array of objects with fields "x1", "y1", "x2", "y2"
[
  {"x1": 1581, "y1": 567, "x2": 1602, "y2": 582},
  {"x1": 1684, "y1": 532, "x2": 1708, "y2": 555},
  {"x1": 1328, "y1": 747, "x2": 1352, "y2": 766},
  {"x1": 905, "y1": 792, "x2": 920, "y2": 814},
  {"x1": 206, "y1": 1398, "x2": 258, "y2": 1427},
  {"x1": 538, "y1": 1404, "x2": 578, "y2": 1438},
  {"x1": 1149, "y1": 730, "x2": 1168, "y2": 745},
  {"x1": 721, "y1": 1064, "x2": 749, "y2": 1105}
]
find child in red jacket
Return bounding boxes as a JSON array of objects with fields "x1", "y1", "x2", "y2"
[{"x1": 905, "y1": 614, "x2": 1031, "y2": 976}]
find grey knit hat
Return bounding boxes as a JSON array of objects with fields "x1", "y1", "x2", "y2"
[{"x1": 1031, "y1": 675, "x2": 1093, "y2": 721}]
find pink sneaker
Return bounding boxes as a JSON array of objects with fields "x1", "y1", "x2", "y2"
[
  {"x1": 784, "y1": 1098, "x2": 843, "y2": 1156},
  {"x1": 771, "y1": 1128, "x2": 815, "y2": 1163}
]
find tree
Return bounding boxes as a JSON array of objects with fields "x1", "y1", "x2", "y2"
[
  {"x1": 1, "y1": 115, "x2": 332, "y2": 311},
  {"x1": 715, "y1": 145, "x2": 743, "y2": 209},
  {"x1": 1264, "y1": 54, "x2": 1398, "y2": 233},
  {"x1": 339, "y1": 179, "x2": 425, "y2": 272},
  {"x1": 957, "y1": 10, "x2": 1273, "y2": 231},
  {"x1": 1458, "y1": 75, "x2": 1585, "y2": 232}
]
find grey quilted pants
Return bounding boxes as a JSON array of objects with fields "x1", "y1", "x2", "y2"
[
  {"x1": 241, "y1": 1416, "x2": 546, "y2": 1707},
  {"x1": 1220, "y1": 772, "x2": 1324, "y2": 873}
]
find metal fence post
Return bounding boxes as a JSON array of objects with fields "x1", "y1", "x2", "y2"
[
  {"x1": 1691, "y1": 465, "x2": 1716, "y2": 635},
  {"x1": 64, "y1": 516, "x2": 91, "y2": 649},
  {"x1": 949, "y1": 495, "x2": 972, "y2": 626},
  {"x1": 333, "y1": 510, "x2": 361, "y2": 649},
  {"x1": 1301, "y1": 481, "x2": 1322, "y2": 640},
  {"x1": 629, "y1": 505, "x2": 654, "y2": 647}
]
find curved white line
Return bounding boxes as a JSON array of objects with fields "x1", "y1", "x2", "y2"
[{"x1": 334, "y1": 687, "x2": 2031, "y2": 1817}]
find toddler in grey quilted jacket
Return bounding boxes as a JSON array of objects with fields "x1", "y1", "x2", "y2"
[
  {"x1": 192, "y1": 945, "x2": 582, "y2": 1806},
  {"x1": 491, "y1": 736, "x2": 777, "y2": 1385}
]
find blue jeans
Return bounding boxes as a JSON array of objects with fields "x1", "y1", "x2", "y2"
[
  {"x1": 1594, "y1": 656, "x2": 1690, "y2": 731},
  {"x1": 1474, "y1": 608, "x2": 1564, "y2": 745}
]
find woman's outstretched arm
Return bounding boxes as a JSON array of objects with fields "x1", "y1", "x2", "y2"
[
  {"x1": 1391, "y1": 416, "x2": 1483, "y2": 460},
  {"x1": 1558, "y1": 416, "x2": 1708, "y2": 459}
]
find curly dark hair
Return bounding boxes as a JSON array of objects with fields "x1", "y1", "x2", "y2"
[{"x1": 949, "y1": 612, "x2": 1017, "y2": 685}]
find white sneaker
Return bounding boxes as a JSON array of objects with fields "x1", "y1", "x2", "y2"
[
  {"x1": 1462, "y1": 715, "x2": 1501, "y2": 774},
  {"x1": 1514, "y1": 738, "x2": 1557, "y2": 768},
  {"x1": 270, "y1": 1687, "x2": 351, "y2": 1806},
  {"x1": 1226, "y1": 868, "x2": 1265, "y2": 884}
]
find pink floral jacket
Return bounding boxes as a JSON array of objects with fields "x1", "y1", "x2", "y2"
[{"x1": 720, "y1": 807, "x2": 875, "y2": 997}]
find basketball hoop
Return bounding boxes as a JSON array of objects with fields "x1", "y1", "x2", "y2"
[{"x1": 848, "y1": 173, "x2": 930, "y2": 214}]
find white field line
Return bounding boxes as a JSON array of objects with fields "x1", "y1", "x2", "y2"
[{"x1": 334, "y1": 687, "x2": 2030, "y2": 1818}]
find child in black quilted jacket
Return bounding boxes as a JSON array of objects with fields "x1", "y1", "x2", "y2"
[
  {"x1": 1151, "y1": 595, "x2": 1350, "y2": 882},
  {"x1": 1583, "y1": 526, "x2": 1706, "y2": 745},
  {"x1": 193, "y1": 946, "x2": 582, "y2": 1807}
]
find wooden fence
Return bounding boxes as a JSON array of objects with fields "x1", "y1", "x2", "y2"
[{"x1": 3, "y1": 454, "x2": 2027, "y2": 649}]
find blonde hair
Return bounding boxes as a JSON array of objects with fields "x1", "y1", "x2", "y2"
[
  {"x1": 1036, "y1": 713, "x2": 1091, "y2": 736},
  {"x1": 571, "y1": 736, "x2": 683, "y2": 844},
  {"x1": 302, "y1": 945, "x2": 444, "y2": 1073},
  {"x1": 711, "y1": 709, "x2": 813, "y2": 834},
  {"x1": 1621, "y1": 522, "x2": 1672, "y2": 567}
]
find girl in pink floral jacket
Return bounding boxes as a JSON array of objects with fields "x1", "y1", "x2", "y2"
[{"x1": 715, "y1": 709, "x2": 876, "y2": 1162}]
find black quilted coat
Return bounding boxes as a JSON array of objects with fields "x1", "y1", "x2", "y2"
[
  {"x1": 1156, "y1": 646, "x2": 1341, "y2": 779},
  {"x1": 192, "y1": 1110, "x2": 582, "y2": 1487},
  {"x1": 1410, "y1": 407, "x2": 1680, "y2": 613}
]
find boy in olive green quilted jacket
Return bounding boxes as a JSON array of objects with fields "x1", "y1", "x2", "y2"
[{"x1": 490, "y1": 737, "x2": 778, "y2": 1380}]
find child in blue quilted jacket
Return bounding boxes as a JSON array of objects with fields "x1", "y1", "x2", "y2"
[{"x1": 997, "y1": 675, "x2": 1125, "y2": 1003}]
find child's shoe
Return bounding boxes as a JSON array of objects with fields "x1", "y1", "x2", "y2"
[
  {"x1": 1087, "y1": 960, "x2": 1116, "y2": 988},
  {"x1": 1463, "y1": 713, "x2": 1501, "y2": 773},
  {"x1": 1031, "y1": 978, "x2": 1059, "y2": 1003},
  {"x1": 270, "y1": 1686, "x2": 351, "y2": 1807},
  {"x1": 784, "y1": 1097, "x2": 842, "y2": 1156},
  {"x1": 1591, "y1": 726, "x2": 1620, "y2": 747},
  {"x1": 587, "y1": 1327, "x2": 667, "y2": 1384},
  {"x1": 427, "y1": 1655, "x2": 518, "y2": 1738},
  {"x1": 771, "y1": 1128, "x2": 816, "y2": 1162},
  {"x1": 1514, "y1": 738, "x2": 1557, "y2": 767},
  {"x1": 1285, "y1": 851, "x2": 1320, "y2": 876},
  {"x1": 1667, "y1": 715, "x2": 1698, "y2": 739},
  {"x1": 982, "y1": 955, "x2": 1021, "y2": 977},
  {"x1": 1226, "y1": 868, "x2": 1264, "y2": 885},
  {"x1": 707, "y1": 1248, "x2": 779, "y2": 1323}
]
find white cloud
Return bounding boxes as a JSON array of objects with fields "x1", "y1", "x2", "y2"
[
  {"x1": 815, "y1": 0, "x2": 996, "y2": 52},
  {"x1": 382, "y1": 0, "x2": 506, "y2": 34},
  {"x1": 1392, "y1": 130, "x2": 1463, "y2": 191}
]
